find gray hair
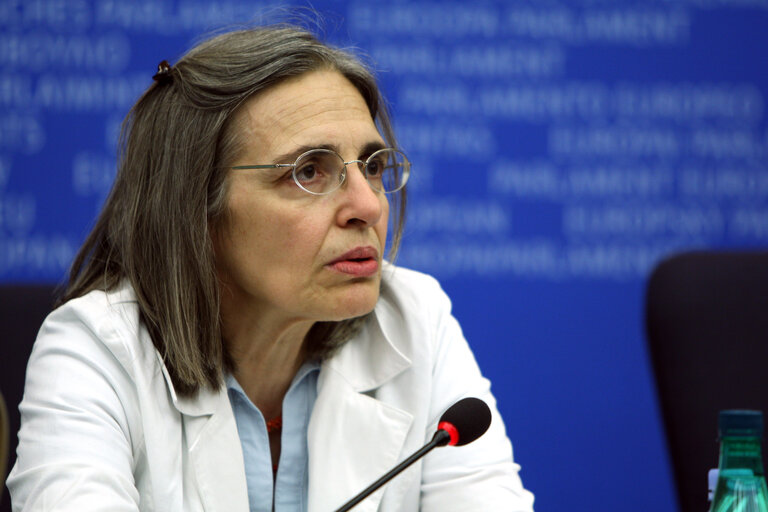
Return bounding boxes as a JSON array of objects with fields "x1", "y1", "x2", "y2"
[{"x1": 61, "y1": 25, "x2": 406, "y2": 396}]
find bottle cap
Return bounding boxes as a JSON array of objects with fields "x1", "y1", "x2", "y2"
[{"x1": 719, "y1": 410, "x2": 764, "y2": 438}]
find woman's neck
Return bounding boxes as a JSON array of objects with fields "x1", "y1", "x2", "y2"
[{"x1": 223, "y1": 308, "x2": 314, "y2": 420}]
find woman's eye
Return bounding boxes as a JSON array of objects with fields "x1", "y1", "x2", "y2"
[
  {"x1": 366, "y1": 159, "x2": 384, "y2": 177},
  {"x1": 295, "y1": 164, "x2": 318, "y2": 183}
]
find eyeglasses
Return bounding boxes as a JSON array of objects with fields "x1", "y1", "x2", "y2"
[{"x1": 231, "y1": 148, "x2": 410, "y2": 196}]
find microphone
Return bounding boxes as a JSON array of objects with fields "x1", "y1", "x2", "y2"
[
  {"x1": 436, "y1": 396, "x2": 492, "y2": 447},
  {"x1": 334, "y1": 397, "x2": 492, "y2": 512}
]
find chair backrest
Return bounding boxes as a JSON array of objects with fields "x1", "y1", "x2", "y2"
[
  {"x1": 645, "y1": 251, "x2": 768, "y2": 512},
  {"x1": 0, "y1": 284, "x2": 57, "y2": 511},
  {"x1": 0, "y1": 390, "x2": 8, "y2": 502}
]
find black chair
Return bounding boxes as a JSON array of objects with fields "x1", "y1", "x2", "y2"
[
  {"x1": 0, "y1": 284, "x2": 58, "y2": 512},
  {"x1": 645, "y1": 251, "x2": 768, "y2": 512},
  {"x1": 1, "y1": 390, "x2": 8, "y2": 503}
]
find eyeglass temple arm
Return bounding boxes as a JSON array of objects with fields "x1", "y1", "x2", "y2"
[{"x1": 231, "y1": 164, "x2": 294, "y2": 170}]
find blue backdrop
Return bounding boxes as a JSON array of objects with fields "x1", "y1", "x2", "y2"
[{"x1": 3, "y1": 1, "x2": 768, "y2": 510}]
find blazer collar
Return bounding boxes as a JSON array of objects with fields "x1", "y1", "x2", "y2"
[
  {"x1": 324, "y1": 279, "x2": 413, "y2": 392},
  {"x1": 157, "y1": 351, "x2": 220, "y2": 416},
  {"x1": 308, "y1": 281, "x2": 416, "y2": 511}
]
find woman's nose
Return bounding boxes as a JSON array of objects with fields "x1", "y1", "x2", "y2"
[{"x1": 335, "y1": 162, "x2": 384, "y2": 228}]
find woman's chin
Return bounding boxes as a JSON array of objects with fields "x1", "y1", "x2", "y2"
[{"x1": 323, "y1": 286, "x2": 380, "y2": 321}]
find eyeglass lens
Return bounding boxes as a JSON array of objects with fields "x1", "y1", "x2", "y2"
[{"x1": 293, "y1": 149, "x2": 409, "y2": 195}]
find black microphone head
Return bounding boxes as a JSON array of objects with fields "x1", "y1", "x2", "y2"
[{"x1": 438, "y1": 397, "x2": 492, "y2": 446}]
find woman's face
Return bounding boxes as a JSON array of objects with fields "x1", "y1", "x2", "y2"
[{"x1": 214, "y1": 69, "x2": 389, "y2": 327}]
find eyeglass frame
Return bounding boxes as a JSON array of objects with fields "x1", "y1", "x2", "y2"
[{"x1": 230, "y1": 147, "x2": 410, "y2": 196}]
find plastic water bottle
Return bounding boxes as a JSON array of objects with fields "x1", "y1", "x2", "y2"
[{"x1": 710, "y1": 410, "x2": 768, "y2": 512}]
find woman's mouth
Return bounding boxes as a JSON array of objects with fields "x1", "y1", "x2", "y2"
[{"x1": 326, "y1": 246, "x2": 379, "y2": 277}]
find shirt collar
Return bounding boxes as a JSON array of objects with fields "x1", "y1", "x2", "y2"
[{"x1": 225, "y1": 359, "x2": 320, "y2": 402}]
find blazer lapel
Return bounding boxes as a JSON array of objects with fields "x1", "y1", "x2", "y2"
[
  {"x1": 161, "y1": 359, "x2": 249, "y2": 512},
  {"x1": 182, "y1": 395, "x2": 250, "y2": 512},
  {"x1": 307, "y1": 313, "x2": 414, "y2": 512}
]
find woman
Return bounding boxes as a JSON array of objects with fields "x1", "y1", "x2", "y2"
[{"x1": 8, "y1": 25, "x2": 535, "y2": 511}]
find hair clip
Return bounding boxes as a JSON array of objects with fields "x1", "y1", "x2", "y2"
[{"x1": 153, "y1": 60, "x2": 173, "y2": 84}]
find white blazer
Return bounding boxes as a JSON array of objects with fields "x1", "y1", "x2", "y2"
[{"x1": 8, "y1": 266, "x2": 534, "y2": 511}]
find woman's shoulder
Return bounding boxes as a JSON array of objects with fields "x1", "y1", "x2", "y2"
[
  {"x1": 51, "y1": 280, "x2": 139, "y2": 324},
  {"x1": 24, "y1": 281, "x2": 163, "y2": 440},
  {"x1": 10, "y1": 282, "x2": 174, "y2": 510},
  {"x1": 37, "y1": 281, "x2": 151, "y2": 373}
]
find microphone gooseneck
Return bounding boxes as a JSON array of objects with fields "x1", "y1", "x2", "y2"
[{"x1": 334, "y1": 397, "x2": 493, "y2": 512}]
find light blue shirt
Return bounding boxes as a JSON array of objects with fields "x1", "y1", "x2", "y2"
[{"x1": 227, "y1": 361, "x2": 320, "y2": 512}]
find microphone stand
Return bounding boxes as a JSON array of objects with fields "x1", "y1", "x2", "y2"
[{"x1": 335, "y1": 429, "x2": 451, "y2": 512}]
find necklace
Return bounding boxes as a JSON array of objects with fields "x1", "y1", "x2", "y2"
[
  {"x1": 267, "y1": 415, "x2": 283, "y2": 475},
  {"x1": 266, "y1": 415, "x2": 282, "y2": 435}
]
